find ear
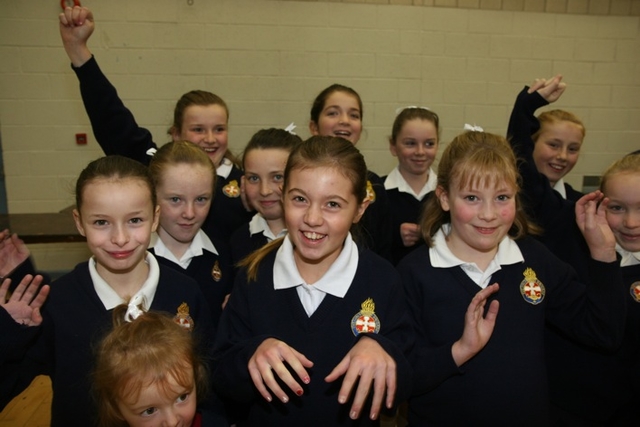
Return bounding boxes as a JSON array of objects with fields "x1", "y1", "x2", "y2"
[
  {"x1": 309, "y1": 120, "x2": 319, "y2": 136},
  {"x1": 389, "y1": 140, "x2": 398, "y2": 157},
  {"x1": 353, "y1": 199, "x2": 370, "y2": 224},
  {"x1": 72, "y1": 209, "x2": 86, "y2": 237},
  {"x1": 435, "y1": 185, "x2": 451, "y2": 212},
  {"x1": 170, "y1": 128, "x2": 181, "y2": 142},
  {"x1": 151, "y1": 205, "x2": 161, "y2": 233}
]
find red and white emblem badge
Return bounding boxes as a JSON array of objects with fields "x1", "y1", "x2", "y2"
[
  {"x1": 630, "y1": 282, "x2": 640, "y2": 303},
  {"x1": 223, "y1": 180, "x2": 240, "y2": 198},
  {"x1": 173, "y1": 302, "x2": 194, "y2": 331},
  {"x1": 351, "y1": 298, "x2": 381, "y2": 336},
  {"x1": 364, "y1": 180, "x2": 376, "y2": 204},
  {"x1": 520, "y1": 267, "x2": 545, "y2": 305}
]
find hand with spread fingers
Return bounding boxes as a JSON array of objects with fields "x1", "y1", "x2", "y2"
[{"x1": 0, "y1": 274, "x2": 50, "y2": 327}]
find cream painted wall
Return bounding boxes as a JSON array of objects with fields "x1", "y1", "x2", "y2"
[{"x1": 1, "y1": 0, "x2": 639, "y2": 216}]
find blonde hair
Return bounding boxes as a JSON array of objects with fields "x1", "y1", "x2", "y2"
[
  {"x1": 240, "y1": 136, "x2": 368, "y2": 281},
  {"x1": 421, "y1": 131, "x2": 537, "y2": 245},
  {"x1": 600, "y1": 152, "x2": 640, "y2": 193},
  {"x1": 533, "y1": 109, "x2": 586, "y2": 142},
  {"x1": 93, "y1": 306, "x2": 208, "y2": 427}
]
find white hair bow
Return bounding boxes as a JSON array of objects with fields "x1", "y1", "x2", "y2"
[
  {"x1": 463, "y1": 123, "x2": 484, "y2": 132},
  {"x1": 395, "y1": 106, "x2": 431, "y2": 115},
  {"x1": 284, "y1": 122, "x2": 297, "y2": 135},
  {"x1": 124, "y1": 294, "x2": 146, "y2": 322}
]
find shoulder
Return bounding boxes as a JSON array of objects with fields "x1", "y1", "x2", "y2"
[{"x1": 357, "y1": 249, "x2": 400, "y2": 281}]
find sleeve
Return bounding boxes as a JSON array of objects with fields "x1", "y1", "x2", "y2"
[
  {"x1": 71, "y1": 56, "x2": 158, "y2": 165},
  {"x1": 545, "y1": 255, "x2": 626, "y2": 352},
  {"x1": 397, "y1": 262, "x2": 462, "y2": 396}
]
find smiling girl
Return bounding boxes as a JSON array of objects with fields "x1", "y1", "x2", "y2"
[
  {"x1": 213, "y1": 136, "x2": 413, "y2": 426},
  {"x1": 398, "y1": 131, "x2": 625, "y2": 426}
]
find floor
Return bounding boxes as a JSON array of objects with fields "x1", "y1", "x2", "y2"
[{"x1": 0, "y1": 376, "x2": 51, "y2": 427}]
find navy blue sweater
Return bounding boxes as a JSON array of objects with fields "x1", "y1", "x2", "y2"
[
  {"x1": 398, "y1": 237, "x2": 625, "y2": 427},
  {"x1": 212, "y1": 248, "x2": 414, "y2": 426},
  {"x1": 229, "y1": 223, "x2": 269, "y2": 267},
  {"x1": 0, "y1": 261, "x2": 215, "y2": 426},
  {"x1": 71, "y1": 56, "x2": 253, "y2": 242}
]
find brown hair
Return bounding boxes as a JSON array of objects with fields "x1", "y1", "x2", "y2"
[
  {"x1": 240, "y1": 135, "x2": 368, "y2": 280},
  {"x1": 390, "y1": 107, "x2": 441, "y2": 144},
  {"x1": 168, "y1": 90, "x2": 240, "y2": 167},
  {"x1": 75, "y1": 155, "x2": 156, "y2": 211},
  {"x1": 310, "y1": 84, "x2": 363, "y2": 125},
  {"x1": 421, "y1": 131, "x2": 536, "y2": 245},
  {"x1": 93, "y1": 306, "x2": 208, "y2": 427},
  {"x1": 533, "y1": 109, "x2": 586, "y2": 142},
  {"x1": 149, "y1": 141, "x2": 217, "y2": 200},
  {"x1": 600, "y1": 151, "x2": 640, "y2": 194},
  {"x1": 241, "y1": 128, "x2": 303, "y2": 169}
]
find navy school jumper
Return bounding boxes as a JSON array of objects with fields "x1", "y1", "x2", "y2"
[
  {"x1": 70, "y1": 56, "x2": 253, "y2": 242},
  {"x1": 0, "y1": 261, "x2": 215, "y2": 427},
  {"x1": 229, "y1": 223, "x2": 269, "y2": 267},
  {"x1": 212, "y1": 248, "x2": 414, "y2": 426},
  {"x1": 398, "y1": 237, "x2": 625, "y2": 427}
]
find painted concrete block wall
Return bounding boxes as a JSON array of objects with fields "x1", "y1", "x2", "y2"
[{"x1": 1, "y1": 0, "x2": 639, "y2": 268}]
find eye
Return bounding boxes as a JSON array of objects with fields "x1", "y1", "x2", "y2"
[
  {"x1": 350, "y1": 112, "x2": 361, "y2": 120},
  {"x1": 273, "y1": 174, "x2": 284, "y2": 182},
  {"x1": 246, "y1": 175, "x2": 259, "y2": 183},
  {"x1": 402, "y1": 140, "x2": 416, "y2": 147},
  {"x1": 170, "y1": 197, "x2": 181, "y2": 203},
  {"x1": 196, "y1": 196, "x2": 209, "y2": 203},
  {"x1": 191, "y1": 127, "x2": 204, "y2": 133},
  {"x1": 141, "y1": 407, "x2": 157, "y2": 417},
  {"x1": 607, "y1": 204, "x2": 624, "y2": 213},
  {"x1": 129, "y1": 217, "x2": 143, "y2": 224},
  {"x1": 176, "y1": 393, "x2": 190, "y2": 403},
  {"x1": 464, "y1": 195, "x2": 478, "y2": 202},
  {"x1": 568, "y1": 146, "x2": 580, "y2": 153},
  {"x1": 215, "y1": 126, "x2": 227, "y2": 133},
  {"x1": 327, "y1": 201, "x2": 341, "y2": 209},
  {"x1": 425, "y1": 140, "x2": 437, "y2": 148},
  {"x1": 93, "y1": 219, "x2": 108, "y2": 226},
  {"x1": 496, "y1": 194, "x2": 511, "y2": 202},
  {"x1": 292, "y1": 195, "x2": 306, "y2": 203}
]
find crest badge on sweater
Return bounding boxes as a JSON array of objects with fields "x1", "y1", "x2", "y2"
[
  {"x1": 351, "y1": 298, "x2": 380, "y2": 336},
  {"x1": 630, "y1": 281, "x2": 640, "y2": 303},
  {"x1": 520, "y1": 267, "x2": 545, "y2": 305},
  {"x1": 174, "y1": 302, "x2": 194, "y2": 331},
  {"x1": 223, "y1": 180, "x2": 240, "y2": 198}
]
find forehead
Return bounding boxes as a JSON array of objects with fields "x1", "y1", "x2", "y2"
[
  {"x1": 288, "y1": 166, "x2": 354, "y2": 192},
  {"x1": 540, "y1": 120, "x2": 584, "y2": 140},
  {"x1": 156, "y1": 163, "x2": 214, "y2": 190},
  {"x1": 182, "y1": 104, "x2": 228, "y2": 124},
  {"x1": 323, "y1": 91, "x2": 360, "y2": 110},
  {"x1": 80, "y1": 177, "x2": 153, "y2": 210},
  {"x1": 244, "y1": 148, "x2": 290, "y2": 171},
  {"x1": 399, "y1": 119, "x2": 438, "y2": 136}
]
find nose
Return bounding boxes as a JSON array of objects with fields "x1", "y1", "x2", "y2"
[
  {"x1": 160, "y1": 410, "x2": 180, "y2": 427},
  {"x1": 303, "y1": 204, "x2": 323, "y2": 227},
  {"x1": 260, "y1": 180, "x2": 272, "y2": 197},
  {"x1": 111, "y1": 224, "x2": 130, "y2": 246},
  {"x1": 339, "y1": 112, "x2": 350, "y2": 125},
  {"x1": 182, "y1": 202, "x2": 195, "y2": 220},
  {"x1": 203, "y1": 129, "x2": 216, "y2": 144},
  {"x1": 556, "y1": 147, "x2": 568, "y2": 160},
  {"x1": 478, "y1": 201, "x2": 498, "y2": 221},
  {"x1": 415, "y1": 143, "x2": 427, "y2": 155},
  {"x1": 623, "y1": 211, "x2": 640, "y2": 229}
]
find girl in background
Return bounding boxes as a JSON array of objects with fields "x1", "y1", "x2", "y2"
[
  {"x1": 213, "y1": 136, "x2": 413, "y2": 426},
  {"x1": 59, "y1": 6, "x2": 253, "y2": 242},
  {"x1": 230, "y1": 128, "x2": 302, "y2": 266},
  {"x1": 0, "y1": 156, "x2": 215, "y2": 426},
  {"x1": 94, "y1": 306, "x2": 224, "y2": 427},
  {"x1": 398, "y1": 131, "x2": 624, "y2": 426},
  {"x1": 308, "y1": 84, "x2": 393, "y2": 262},
  {"x1": 148, "y1": 141, "x2": 233, "y2": 327},
  {"x1": 383, "y1": 107, "x2": 440, "y2": 265}
]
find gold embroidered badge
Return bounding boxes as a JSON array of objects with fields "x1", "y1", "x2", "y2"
[
  {"x1": 223, "y1": 180, "x2": 241, "y2": 198},
  {"x1": 364, "y1": 180, "x2": 376, "y2": 203},
  {"x1": 173, "y1": 302, "x2": 194, "y2": 331},
  {"x1": 351, "y1": 298, "x2": 381, "y2": 336},
  {"x1": 212, "y1": 260, "x2": 222, "y2": 282},
  {"x1": 520, "y1": 267, "x2": 545, "y2": 305}
]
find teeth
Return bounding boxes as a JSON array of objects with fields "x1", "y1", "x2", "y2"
[{"x1": 303, "y1": 231, "x2": 324, "y2": 240}]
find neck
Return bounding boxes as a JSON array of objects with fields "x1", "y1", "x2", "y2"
[
  {"x1": 399, "y1": 168, "x2": 429, "y2": 194},
  {"x1": 266, "y1": 217, "x2": 286, "y2": 236},
  {"x1": 96, "y1": 258, "x2": 150, "y2": 300},
  {"x1": 158, "y1": 227, "x2": 191, "y2": 260}
]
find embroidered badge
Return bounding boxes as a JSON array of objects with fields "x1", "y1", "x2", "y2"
[
  {"x1": 351, "y1": 298, "x2": 381, "y2": 336},
  {"x1": 173, "y1": 302, "x2": 194, "y2": 331},
  {"x1": 212, "y1": 260, "x2": 222, "y2": 282},
  {"x1": 364, "y1": 180, "x2": 376, "y2": 204},
  {"x1": 223, "y1": 180, "x2": 240, "y2": 198},
  {"x1": 630, "y1": 281, "x2": 640, "y2": 303},
  {"x1": 520, "y1": 267, "x2": 545, "y2": 305}
]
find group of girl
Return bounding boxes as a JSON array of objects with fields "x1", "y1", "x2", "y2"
[{"x1": 0, "y1": 4, "x2": 637, "y2": 427}]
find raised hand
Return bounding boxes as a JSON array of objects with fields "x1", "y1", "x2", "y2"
[
  {"x1": 0, "y1": 274, "x2": 50, "y2": 327},
  {"x1": 0, "y1": 230, "x2": 31, "y2": 278},
  {"x1": 325, "y1": 336, "x2": 396, "y2": 421},
  {"x1": 59, "y1": 5, "x2": 94, "y2": 66},
  {"x1": 248, "y1": 338, "x2": 313, "y2": 403},
  {"x1": 527, "y1": 74, "x2": 567, "y2": 103},
  {"x1": 400, "y1": 222, "x2": 421, "y2": 247},
  {"x1": 575, "y1": 191, "x2": 617, "y2": 262},
  {"x1": 451, "y1": 283, "x2": 500, "y2": 367}
]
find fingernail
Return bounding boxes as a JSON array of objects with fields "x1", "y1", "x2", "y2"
[
  {"x1": 265, "y1": 395, "x2": 272, "y2": 402},
  {"x1": 338, "y1": 396, "x2": 346, "y2": 404},
  {"x1": 282, "y1": 396, "x2": 289, "y2": 403},
  {"x1": 295, "y1": 389, "x2": 303, "y2": 396},
  {"x1": 350, "y1": 411, "x2": 358, "y2": 419},
  {"x1": 370, "y1": 412, "x2": 377, "y2": 420},
  {"x1": 303, "y1": 376, "x2": 310, "y2": 384}
]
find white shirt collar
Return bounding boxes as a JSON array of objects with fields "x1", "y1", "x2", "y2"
[
  {"x1": 273, "y1": 233, "x2": 359, "y2": 297},
  {"x1": 90, "y1": 252, "x2": 160, "y2": 310},
  {"x1": 249, "y1": 213, "x2": 287, "y2": 242},
  {"x1": 217, "y1": 157, "x2": 232, "y2": 179},
  {"x1": 616, "y1": 244, "x2": 640, "y2": 267},
  {"x1": 552, "y1": 178, "x2": 567, "y2": 199},
  {"x1": 429, "y1": 224, "x2": 524, "y2": 288},
  {"x1": 150, "y1": 230, "x2": 217, "y2": 269},
  {"x1": 384, "y1": 166, "x2": 437, "y2": 200}
]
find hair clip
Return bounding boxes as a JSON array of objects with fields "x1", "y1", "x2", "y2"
[
  {"x1": 284, "y1": 122, "x2": 297, "y2": 135},
  {"x1": 395, "y1": 106, "x2": 431, "y2": 115},
  {"x1": 463, "y1": 123, "x2": 484, "y2": 132},
  {"x1": 124, "y1": 294, "x2": 145, "y2": 322}
]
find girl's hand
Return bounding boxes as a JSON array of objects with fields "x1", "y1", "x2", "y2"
[
  {"x1": 527, "y1": 74, "x2": 566, "y2": 103},
  {"x1": 0, "y1": 230, "x2": 30, "y2": 278},
  {"x1": 399, "y1": 223, "x2": 421, "y2": 247},
  {"x1": 451, "y1": 283, "x2": 500, "y2": 367},
  {"x1": 248, "y1": 338, "x2": 313, "y2": 403},
  {"x1": 575, "y1": 191, "x2": 617, "y2": 262},
  {"x1": 0, "y1": 274, "x2": 50, "y2": 327},
  {"x1": 325, "y1": 336, "x2": 396, "y2": 421},
  {"x1": 59, "y1": 5, "x2": 94, "y2": 67}
]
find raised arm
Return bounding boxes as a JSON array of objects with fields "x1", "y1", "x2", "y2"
[{"x1": 59, "y1": 6, "x2": 157, "y2": 165}]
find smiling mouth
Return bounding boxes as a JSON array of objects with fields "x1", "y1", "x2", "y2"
[
  {"x1": 108, "y1": 250, "x2": 135, "y2": 259},
  {"x1": 475, "y1": 227, "x2": 497, "y2": 234},
  {"x1": 303, "y1": 231, "x2": 326, "y2": 241},
  {"x1": 334, "y1": 130, "x2": 351, "y2": 138}
]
